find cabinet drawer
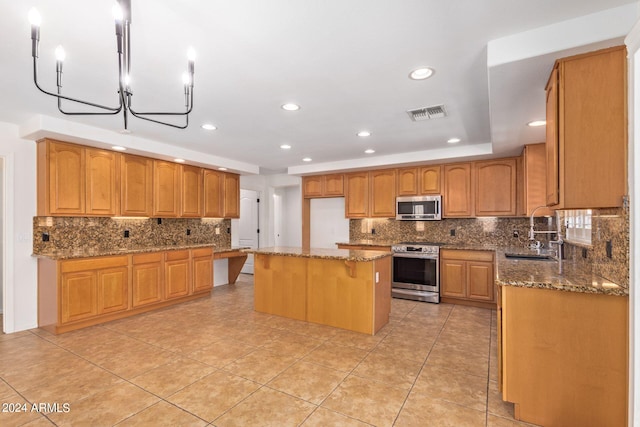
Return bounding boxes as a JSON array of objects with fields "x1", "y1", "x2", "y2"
[
  {"x1": 166, "y1": 250, "x2": 190, "y2": 261},
  {"x1": 60, "y1": 256, "x2": 128, "y2": 273},
  {"x1": 440, "y1": 249, "x2": 494, "y2": 262},
  {"x1": 192, "y1": 247, "x2": 213, "y2": 258},
  {"x1": 132, "y1": 252, "x2": 163, "y2": 264}
]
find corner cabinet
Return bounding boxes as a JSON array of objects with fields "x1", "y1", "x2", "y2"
[
  {"x1": 443, "y1": 163, "x2": 474, "y2": 218},
  {"x1": 545, "y1": 46, "x2": 627, "y2": 209},
  {"x1": 440, "y1": 249, "x2": 495, "y2": 308},
  {"x1": 522, "y1": 144, "x2": 554, "y2": 217},
  {"x1": 475, "y1": 158, "x2": 517, "y2": 216}
]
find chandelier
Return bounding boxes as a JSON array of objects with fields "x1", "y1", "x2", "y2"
[{"x1": 28, "y1": 0, "x2": 195, "y2": 130}]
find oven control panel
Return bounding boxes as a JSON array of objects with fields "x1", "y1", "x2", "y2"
[{"x1": 392, "y1": 244, "x2": 440, "y2": 255}]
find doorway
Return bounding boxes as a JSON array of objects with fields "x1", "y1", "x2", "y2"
[{"x1": 238, "y1": 189, "x2": 260, "y2": 274}]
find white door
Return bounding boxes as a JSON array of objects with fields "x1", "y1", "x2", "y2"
[
  {"x1": 239, "y1": 189, "x2": 259, "y2": 274},
  {"x1": 310, "y1": 197, "x2": 349, "y2": 249}
]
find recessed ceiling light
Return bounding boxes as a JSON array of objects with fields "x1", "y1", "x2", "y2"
[
  {"x1": 218, "y1": 167, "x2": 228, "y2": 171},
  {"x1": 357, "y1": 131, "x2": 371, "y2": 137},
  {"x1": 280, "y1": 144, "x2": 292, "y2": 149},
  {"x1": 174, "y1": 158, "x2": 185, "y2": 163},
  {"x1": 281, "y1": 103, "x2": 300, "y2": 111},
  {"x1": 201, "y1": 123, "x2": 217, "y2": 130},
  {"x1": 447, "y1": 138, "x2": 461, "y2": 144},
  {"x1": 364, "y1": 149, "x2": 375, "y2": 154},
  {"x1": 302, "y1": 157, "x2": 312, "y2": 162},
  {"x1": 111, "y1": 146, "x2": 127, "y2": 151},
  {"x1": 527, "y1": 120, "x2": 546, "y2": 127},
  {"x1": 409, "y1": 67, "x2": 434, "y2": 80}
]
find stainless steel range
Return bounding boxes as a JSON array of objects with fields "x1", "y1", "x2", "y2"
[{"x1": 391, "y1": 242, "x2": 441, "y2": 303}]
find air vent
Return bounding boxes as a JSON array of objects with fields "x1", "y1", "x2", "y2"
[{"x1": 407, "y1": 104, "x2": 447, "y2": 121}]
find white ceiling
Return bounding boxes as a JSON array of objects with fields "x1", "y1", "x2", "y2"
[{"x1": 0, "y1": 0, "x2": 637, "y2": 175}]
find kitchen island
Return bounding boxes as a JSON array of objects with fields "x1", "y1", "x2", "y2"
[{"x1": 249, "y1": 247, "x2": 392, "y2": 335}]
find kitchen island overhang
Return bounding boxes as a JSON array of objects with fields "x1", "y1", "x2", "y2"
[{"x1": 247, "y1": 247, "x2": 392, "y2": 335}]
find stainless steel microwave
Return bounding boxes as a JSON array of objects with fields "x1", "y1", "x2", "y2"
[{"x1": 396, "y1": 195, "x2": 442, "y2": 220}]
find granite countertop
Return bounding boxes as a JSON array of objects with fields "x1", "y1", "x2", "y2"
[
  {"x1": 336, "y1": 240, "x2": 397, "y2": 247},
  {"x1": 247, "y1": 246, "x2": 392, "y2": 262},
  {"x1": 495, "y1": 248, "x2": 627, "y2": 296},
  {"x1": 34, "y1": 244, "x2": 248, "y2": 260}
]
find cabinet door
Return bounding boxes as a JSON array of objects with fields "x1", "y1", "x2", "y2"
[
  {"x1": 370, "y1": 170, "x2": 397, "y2": 217},
  {"x1": 475, "y1": 159, "x2": 517, "y2": 216},
  {"x1": 223, "y1": 173, "x2": 240, "y2": 218},
  {"x1": 61, "y1": 271, "x2": 97, "y2": 323},
  {"x1": 132, "y1": 255, "x2": 163, "y2": 307},
  {"x1": 86, "y1": 148, "x2": 119, "y2": 216},
  {"x1": 420, "y1": 166, "x2": 441, "y2": 194},
  {"x1": 324, "y1": 174, "x2": 344, "y2": 196},
  {"x1": 120, "y1": 154, "x2": 153, "y2": 217},
  {"x1": 193, "y1": 255, "x2": 213, "y2": 293},
  {"x1": 203, "y1": 169, "x2": 223, "y2": 217},
  {"x1": 345, "y1": 172, "x2": 369, "y2": 218},
  {"x1": 47, "y1": 141, "x2": 86, "y2": 215},
  {"x1": 523, "y1": 144, "x2": 554, "y2": 217},
  {"x1": 545, "y1": 67, "x2": 560, "y2": 206},
  {"x1": 440, "y1": 259, "x2": 466, "y2": 298},
  {"x1": 98, "y1": 267, "x2": 129, "y2": 314},
  {"x1": 153, "y1": 161, "x2": 181, "y2": 217},
  {"x1": 467, "y1": 261, "x2": 494, "y2": 301},
  {"x1": 303, "y1": 176, "x2": 323, "y2": 198},
  {"x1": 397, "y1": 168, "x2": 419, "y2": 196},
  {"x1": 181, "y1": 165, "x2": 203, "y2": 217},
  {"x1": 165, "y1": 253, "x2": 190, "y2": 299},
  {"x1": 443, "y1": 163, "x2": 473, "y2": 217}
]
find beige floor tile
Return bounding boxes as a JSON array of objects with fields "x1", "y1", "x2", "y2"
[
  {"x1": 322, "y1": 375, "x2": 409, "y2": 427},
  {"x1": 166, "y1": 370, "x2": 260, "y2": 422},
  {"x1": 302, "y1": 342, "x2": 369, "y2": 372},
  {"x1": 260, "y1": 332, "x2": 323, "y2": 358},
  {"x1": 19, "y1": 416, "x2": 57, "y2": 426},
  {"x1": 487, "y1": 413, "x2": 542, "y2": 426},
  {"x1": 214, "y1": 387, "x2": 316, "y2": 427},
  {"x1": 223, "y1": 348, "x2": 297, "y2": 383},
  {"x1": 352, "y1": 352, "x2": 423, "y2": 390},
  {"x1": 0, "y1": 379, "x2": 17, "y2": 400},
  {"x1": 487, "y1": 380, "x2": 514, "y2": 419},
  {"x1": 47, "y1": 382, "x2": 159, "y2": 427},
  {"x1": 116, "y1": 401, "x2": 207, "y2": 426},
  {"x1": 187, "y1": 338, "x2": 257, "y2": 368},
  {"x1": 268, "y1": 361, "x2": 347, "y2": 404},
  {"x1": 93, "y1": 347, "x2": 178, "y2": 379},
  {"x1": 329, "y1": 329, "x2": 385, "y2": 351},
  {"x1": 395, "y1": 391, "x2": 486, "y2": 427},
  {"x1": 301, "y1": 407, "x2": 372, "y2": 426},
  {"x1": 370, "y1": 334, "x2": 435, "y2": 363},
  {"x1": 130, "y1": 357, "x2": 217, "y2": 397},
  {"x1": 426, "y1": 346, "x2": 489, "y2": 378},
  {"x1": 412, "y1": 365, "x2": 488, "y2": 411},
  {"x1": 0, "y1": 391, "x2": 43, "y2": 427}
]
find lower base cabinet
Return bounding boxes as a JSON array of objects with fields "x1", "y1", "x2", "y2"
[
  {"x1": 38, "y1": 247, "x2": 214, "y2": 334},
  {"x1": 440, "y1": 249, "x2": 495, "y2": 307}
]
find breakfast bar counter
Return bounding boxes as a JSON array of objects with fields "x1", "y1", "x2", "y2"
[{"x1": 247, "y1": 247, "x2": 392, "y2": 335}]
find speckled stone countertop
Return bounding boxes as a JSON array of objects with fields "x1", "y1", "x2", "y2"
[
  {"x1": 248, "y1": 246, "x2": 392, "y2": 261},
  {"x1": 495, "y1": 248, "x2": 627, "y2": 296},
  {"x1": 336, "y1": 240, "x2": 397, "y2": 247},
  {"x1": 34, "y1": 245, "x2": 248, "y2": 260}
]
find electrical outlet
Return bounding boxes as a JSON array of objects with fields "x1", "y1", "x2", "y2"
[
  {"x1": 450, "y1": 229, "x2": 456, "y2": 237},
  {"x1": 42, "y1": 233, "x2": 50, "y2": 242},
  {"x1": 215, "y1": 227, "x2": 220, "y2": 235},
  {"x1": 157, "y1": 218, "x2": 162, "y2": 225},
  {"x1": 606, "y1": 240, "x2": 613, "y2": 258},
  {"x1": 582, "y1": 248, "x2": 588, "y2": 258},
  {"x1": 124, "y1": 230, "x2": 130, "y2": 238},
  {"x1": 371, "y1": 228, "x2": 376, "y2": 234},
  {"x1": 186, "y1": 229, "x2": 191, "y2": 236},
  {"x1": 513, "y1": 230, "x2": 519, "y2": 238},
  {"x1": 227, "y1": 227, "x2": 231, "y2": 234}
]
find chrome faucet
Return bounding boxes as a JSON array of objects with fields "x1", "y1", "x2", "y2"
[
  {"x1": 528, "y1": 205, "x2": 553, "y2": 248},
  {"x1": 548, "y1": 210, "x2": 564, "y2": 273}
]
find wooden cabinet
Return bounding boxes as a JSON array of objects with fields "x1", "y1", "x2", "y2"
[
  {"x1": 545, "y1": 46, "x2": 627, "y2": 209},
  {"x1": 302, "y1": 174, "x2": 344, "y2": 198},
  {"x1": 475, "y1": 158, "x2": 517, "y2": 216},
  {"x1": 203, "y1": 169, "x2": 223, "y2": 217},
  {"x1": 336, "y1": 244, "x2": 391, "y2": 252},
  {"x1": 192, "y1": 247, "x2": 214, "y2": 293},
  {"x1": 37, "y1": 140, "x2": 121, "y2": 216},
  {"x1": 132, "y1": 252, "x2": 164, "y2": 307},
  {"x1": 165, "y1": 250, "x2": 190, "y2": 299},
  {"x1": 181, "y1": 165, "x2": 203, "y2": 217},
  {"x1": 345, "y1": 172, "x2": 370, "y2": 218},
  {"x1": 521, "y1": 144, "x2": 554, "y2": 217},
  {"x1": 501, "y1": 286, "x2": 627, "y2": 426},
  {"x1": 223, "y1": 173, "x2": 240, "y2": 218},
  {"x1": 153, "y1": 161, "x2": 181, "y2": 217},
  {"x1": 440, "y1": 249, "x2": 495, "y2": 307},
  {"x1": 443, "y1": 163, "x2": 474, "y2": 217},
  {"x1": 120, "y1": 154, "x2": 153, "y2": 217},
  {"x1": 369, "y1": 169, "x2": 396, "y2": 217},
  {"x1": 86, "y1": 148, "x2": 119, "y2": 216},
  {"x1": 397, "y1": 166, "x2": 441, "y2": 196},
  {"x1": 60, "y1": 270, "x2": 97, "y2": 324}
]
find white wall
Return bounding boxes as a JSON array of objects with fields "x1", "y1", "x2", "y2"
[
  {"x1": 0, "y1": 157, "x2": 3, "y2": 314},
  {"x1": 0, "y1": 121, "x2": 38, "y2": 333},
  {"x1": 310, "y1": 198, "x2": 350, "y2": 249}
]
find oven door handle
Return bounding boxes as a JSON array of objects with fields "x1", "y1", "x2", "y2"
[{"x1": 392, "y1": 253, "x2": 438, "y2": 260}]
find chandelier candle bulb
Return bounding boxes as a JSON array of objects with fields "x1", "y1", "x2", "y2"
[{"x1": 28, "y1": 8, "x2": 41, "y2": 58}]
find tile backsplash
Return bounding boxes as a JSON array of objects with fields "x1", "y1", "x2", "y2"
[{"x1": 33, "y1": 216, "x2": 231, "y2": 254}]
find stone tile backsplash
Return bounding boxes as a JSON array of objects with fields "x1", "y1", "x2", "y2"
[{"x1": 33, "y1": 216, "x2": 231, "y2": 254}]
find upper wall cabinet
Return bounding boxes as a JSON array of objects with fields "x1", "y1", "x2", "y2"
[
  {"x1": 37, "y1": 139, "x2": 119, "y2": 216},
  {"x1": 420, "y1": 166, "x2": 441, "y2": 194},
  {"x1": 120, "y1": 154, "x2": 153, "y2": 217},
  {"x1": 521, "y1": 144, "x2": 554, "y2": 217},
  {"x1": 180, "y1": 165, "x2": 203, "y2": 217},
  {"x1": 369, "y1": 169, "x2": 397, "y2": 217},
  {"x1": 443, "y1": 163, "x2": 474, "y2": 218},
  {"x1": 475, "y1": 158, "x2": 517, "y2": 216},
  {"x1": 303, "y1": 174, "x2": 344, "y2": 198},
  {"x1": 546, "y1": 46, "x2": 627, "y2": 209},
  {"x1": 396, "y1": 166, "x2": 441, "y2": 196},
  {"x1": 345, "y1": 172, "x2": 370, "y2": 218},
  {"x1": 223, "y1": 173, "x2": 240, "y2": 219},
  {"x1": 153, "y1": 161, "x2": 181, "y2": 217},
  {"x1": 203, "y1": 169, "x2": 223, "y2": 218}
]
